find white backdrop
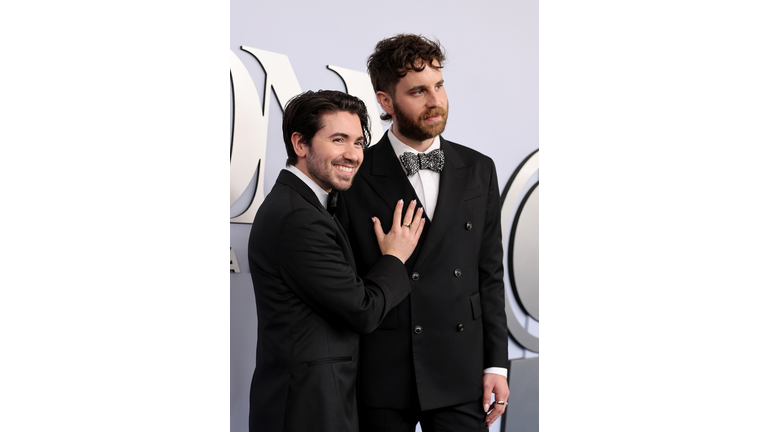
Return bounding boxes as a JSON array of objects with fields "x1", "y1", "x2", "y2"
[{"x1": 230, "y1": 1, "x2": 539, "y2": 431}]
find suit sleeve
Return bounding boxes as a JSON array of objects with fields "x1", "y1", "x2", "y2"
[
  {"x1": 276, "y1": 207, "x2": 410, "y2": 334},
  {"x1": 479, "y1": 160, "x2": 509, "y2": 369}
]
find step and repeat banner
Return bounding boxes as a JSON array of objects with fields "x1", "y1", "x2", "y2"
[{"x1": 230, "y1": 1, "x2": 539, "y2": 431}]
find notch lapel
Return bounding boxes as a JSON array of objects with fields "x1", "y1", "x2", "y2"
[
  {"x1": 277, "y1": 169, "x2": 356, "y2": 266},
  {"x1": 276, "y1": 170, "x2": 331, "y2": 217},
  {"x1": 363, "y1": 135, "x2": 423, "y2": 218}
]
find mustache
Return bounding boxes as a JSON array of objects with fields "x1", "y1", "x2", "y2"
[
  {"x1": 331, "y1": 156, "x2": 359, "y2": 168},
  {"x1": 420, "y1": 107, "x2": 448, "y2": 121}
]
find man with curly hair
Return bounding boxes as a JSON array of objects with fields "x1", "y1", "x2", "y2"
[{"x1": 337, "y1": 35, "x2": 510, "y2": 431}]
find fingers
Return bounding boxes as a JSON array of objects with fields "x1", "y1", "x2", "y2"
[
  {"x1": 482, "y1": 374, "x2": 510, "y2": 427},
  {"x1": 497, "y1": 388, "x2": 510, "y2": 412},
  {"x1": 485, "y1": 400, "x2": 507, "y2": 426},
  {"x1": 410, "y1": 209, "x2": 425, "y2": 239},
  {"x1": 401, "y1": 199, "x2": 417, "y2": 228},
  {"x1": 391, "y1": 199, "x2": 404, "y2": 229},
  {"x1": 482, "y1": 386, "x2": 492, "y2": 413},
  {"x1": 374, "y1": 199, "x2": 422, "y2": 237},
  {"x1": 372, "y1": 217, "x2": 384, "y2": 244},
  {"x1": 485, "y1": 408, "x2": 501, "y2": 426}
]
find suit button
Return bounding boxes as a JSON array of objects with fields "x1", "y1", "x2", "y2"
[
  {"x1": 411, "y1": 272, "x2": 420, "y2": 281},
  {"x1": 466, "y1": 222, "x2": 473, "y2": 230},
  {"x1": 457, "y1": 324, "x2": 464, "y2": 332},
  {"x1": 414, "y1": 325, "x2": 423, "y2": 334},
  {"x1": 454, "y1": 269, "x2": 462, "y2": 277}
]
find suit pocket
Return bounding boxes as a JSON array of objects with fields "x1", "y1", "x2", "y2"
[
  {"x1": 469, "y1": 292, "x2": 482, "y2": 320},
  {"x1": 464, "y1": 185, "x2": 482, "y2": 201},
  {"x1": 305, "y1": 356, "x2": 352, "y2": 368}
]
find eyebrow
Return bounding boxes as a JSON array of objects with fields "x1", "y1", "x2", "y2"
[
  {"x1": 407, "y1": 79, "x2": 444, "y2": 93},
  {"x1": 329, "y1": 132, "x2": 364, "y2": 141}
]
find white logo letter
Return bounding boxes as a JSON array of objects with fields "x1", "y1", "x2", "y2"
[{"x1": 230, "y1": 48, "x2": 302, "y2": 224}]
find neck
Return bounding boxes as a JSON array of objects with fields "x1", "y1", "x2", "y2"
[
  {"x1": 391, "y1": 124, "x2": 436, "y2": 153},
  {"x1": 293, "y1": 161, "x2": 331, "y2": 193}
]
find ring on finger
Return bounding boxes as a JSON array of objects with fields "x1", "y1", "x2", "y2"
[{"x1": 403, "y1": 222, "x2": 411, "y2": 228}]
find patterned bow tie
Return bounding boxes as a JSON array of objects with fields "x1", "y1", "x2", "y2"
[{"x1": 400, "y1": 149, "x2": 445, "y2": 177}]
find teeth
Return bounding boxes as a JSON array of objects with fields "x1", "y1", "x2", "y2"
[{"x1": 334, "y1": 165, "x2": 353, "y2": 173}]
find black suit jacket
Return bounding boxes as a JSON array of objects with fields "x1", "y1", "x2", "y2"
[
  {"x1": 248, "y1": 170, "x2": 411, "y2": 432},
  {"x1": 337, "y1": 135, "x2": 508, "y2": 411}
]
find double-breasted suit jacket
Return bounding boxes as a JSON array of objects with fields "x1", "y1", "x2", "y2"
[
  {"x1": 248, "y1": 170, "x2": 412, "y2": 432},
  {"x1": 337, "y1": 135, "x2": 508, "y2": 411}
]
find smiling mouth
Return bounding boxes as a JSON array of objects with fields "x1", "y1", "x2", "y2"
[{"x1": 334, "y1": 164, "x2": 354, "y2": 174}]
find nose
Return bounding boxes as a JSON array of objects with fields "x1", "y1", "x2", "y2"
[
  {"x1": 342, "y1": 143, "x2": 361, "y2": 164},
  {"x1": 426, "y1": 89, "x2": 443, "y2": 108}
]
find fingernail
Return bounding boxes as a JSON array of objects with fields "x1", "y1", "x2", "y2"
[
  {"x1": 398, "y1": 199, "x2": 403, "y2": 204},
  {"x1": 484, "y1": 404, "x2": 489, "y2": 412},
  {"x1": 371, "y1": 217, "x2": 376, "y2": 222},
  {"x1": 411, "y1": 199, "x2": 416, "y2": 204}
]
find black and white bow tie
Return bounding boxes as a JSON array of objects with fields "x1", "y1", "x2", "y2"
[{"x1": 400, "y1": 149, "x2": 445, "y2": 177}]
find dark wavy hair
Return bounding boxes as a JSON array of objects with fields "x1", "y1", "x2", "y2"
[
  {"x1": 282, "y1": 90, "x2": 371, "y2": 166},
  {"x1": 367, "y1": 34, "x2": 446, "y2": 121}
]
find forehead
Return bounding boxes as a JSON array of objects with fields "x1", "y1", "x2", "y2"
[
  {"x1": 317, "y1": 111, "x2": 363, "y2": 135},
  {"x1": 396, "y1": 59, "x2": 444, "y2": 90}
]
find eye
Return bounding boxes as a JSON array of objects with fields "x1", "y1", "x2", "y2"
[{"x1": 413, "y1": 89, "x2": 423, "y2": 95}]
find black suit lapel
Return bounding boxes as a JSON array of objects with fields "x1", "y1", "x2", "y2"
[
  {"x1": 360, "y1": 136, "x2": 473, "y2": 267},
  {"x1": 364, "y1": 135, "x2": 424, "y2": 217},
  {"x1": 414, "y1": 140, "x2": 472, "y2": 267},
  {"x1": 277, "y1": 170, "x2": 356, "y2": 268},
  {"x1": 276, "y1": 169, "x2": 332, "y2": 217}
]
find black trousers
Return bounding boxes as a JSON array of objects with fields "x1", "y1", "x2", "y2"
[{"x1": 359, "y1": 398, "x2": 488, "y2": 432}]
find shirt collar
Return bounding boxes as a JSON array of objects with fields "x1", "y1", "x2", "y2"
[{"x1": 285, "y1": 164, "x2": 331, "y2": 209}]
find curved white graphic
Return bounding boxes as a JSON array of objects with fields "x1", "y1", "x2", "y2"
[
  {"x1": 230, "y1": 47, "x2": 303, "y2": 224},
  {"x1": 500, "y1": 150, "x2": 539, "y2": 352}
]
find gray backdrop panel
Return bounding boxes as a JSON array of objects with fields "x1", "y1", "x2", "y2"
[{"x1": 502, "y1": 357, "x2": 539, "y2": 432}]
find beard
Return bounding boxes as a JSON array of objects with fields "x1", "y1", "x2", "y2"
[
  {"x1": 393, "y1": 100, "x2": 449, "y2": 142},
  {"x1": 305, "y1": 151, "x2": 358, "y2": 192}
]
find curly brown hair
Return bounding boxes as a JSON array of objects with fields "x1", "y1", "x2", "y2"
[{"x1": 367, "y1": 34, "x2": 446, "y2": 121}]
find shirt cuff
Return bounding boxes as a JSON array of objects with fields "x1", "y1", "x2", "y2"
[{"x1": 483, "y1": 367, "x2": 508, "y2": 378}]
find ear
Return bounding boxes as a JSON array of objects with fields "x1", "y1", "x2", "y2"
[
  {"x1": 291, "y1": 132, "x2": 307, "y2": 158},
  {"x1": 376, "y1": 91, "x2": 394, "y2": 116}
]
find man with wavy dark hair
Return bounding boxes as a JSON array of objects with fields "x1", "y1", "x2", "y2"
[
  {"x1": 248, "y1": 90, "x2": 425, "y2": 432},
  {"x1": 337, "y1": 35, "x2": 510, "y2": 431}
]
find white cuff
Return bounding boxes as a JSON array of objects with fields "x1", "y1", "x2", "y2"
[{"x1": 483, "y1": 367, "x2": 508, "y2": 378}]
